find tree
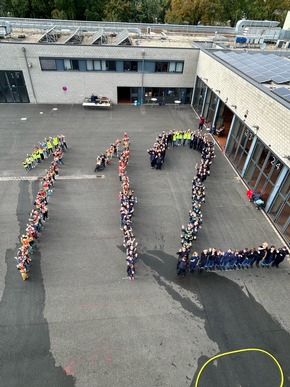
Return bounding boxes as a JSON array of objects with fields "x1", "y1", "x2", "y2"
[
  {"x1": 167, "y1": 0, "x2": 217, "y2": 25},
  {"x1": 134, "y1": 0, "x2": 162, "y2": 23},
  {"x1": 103, "y1": 0, "x2": 135, "y2": 22},
  {"x1": 10, "y1": 0, "x2": 31, "y2": 17},
  {"x1": 31, "y1": 0, "x2": 54, "y2": 18},
  {"x1": 84, "y1": 0, "x2": 104, "y2": 21},
  {"x1": 52, "y1": 0, "x2": 77, "y2": 20}
]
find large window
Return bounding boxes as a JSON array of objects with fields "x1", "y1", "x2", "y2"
[
  {"x1": 124, "y1": 61, "x2": 138, "y2": 71},
  {"x1": 226, "y1": 122, "x2": 254, "y2": 173},
  {"x1": 86, "y1": 60, "x2": 102, "y2": 71},
  {"x1": 86, "y1": 60, "x2": 116, "y2": 71},
  {"x1": 192, "y1": 77, "x2": 207, "y2": 114},
  {"x1": 244, "y1": 140, "x2": 284, "y2": 200},
  {"x1": 144, "y1": 87, "x2": 191, "y2": 104},
  {"x1": 0, "y1": 71, "x2": 29, "y2": 103},
  {"x1": 39, "y1": 58, "x2": 183, "y2": 73},
  {"x1": 64, "y1": 59, "x2": 79, "y2": 71},
  {"x1": 40, "y1": 58, "x2": 56, "y2": 71},
  {"x1": 155, "y1": 61, "x2": 183, "y2": 73}
]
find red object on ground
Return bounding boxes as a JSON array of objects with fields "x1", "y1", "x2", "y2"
[{"x1": 247, "y1": 189, "x2": 254, "y2": 199}]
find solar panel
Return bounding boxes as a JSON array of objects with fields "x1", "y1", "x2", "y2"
[
  {"x1": 38, "y1": 26, "x2": 60, "y2": 43},
  {"x1": 214, "y1": 51, "x2": 290, "y2": 85},
  {"x1": 90, "y1": 29, "x2": 106, "y2": 45},
  {"x1": 253, "y1": 74, "x2": 271, "y2": 83},
  {"x1": 64, "y1": 27, "x2": 83, "y2": 44},
  {"x1": 272, "y1": 76, "x2": 289, "y2": 83},
  {"x1": 273, "y1": 87, "x2": 290, "y2": 103},
  {"x1": 115, "y1": 29, "x2": 131, "y2": 45},
  {"x1": 274, "y1": 87, "x2": 290, "y2": 96}
]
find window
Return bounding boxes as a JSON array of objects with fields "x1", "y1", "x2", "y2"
[
  {"x1": 106, "y1": 61, "x2": 116, "y2": 71},
  {"x1": 86, "y1": 60, "x2": 116, "y2": 71},
  {"x1": 64, "y1": 59, "x2": 79, "y2": 71},
  {"x1": 87, "y1": 60, "x2": 102, "y2": 71},
  {"x1": 155, "y1": 62, "x2": 168, "y2": 72},
  {"x1": 40, "y1": 58, "x2": 56, "y2": 71},
  {"x1": 124, "y1": 61, "x2": 138, "y2": 72},
  {"x1": 155, "y1": 61, "x2": 183, "y2": 73}
]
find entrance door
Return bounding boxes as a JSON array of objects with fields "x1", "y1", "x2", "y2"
[
  {"x1": 117, "y1": 87, "x2": 131, "y2": 103},
  {"x1": 0, "y1": 71, "x2": 29, "y2": 103}
]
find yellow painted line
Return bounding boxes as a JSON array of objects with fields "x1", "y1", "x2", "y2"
[{"x1": 195, "y1": 348, "x2": 284, "y2": 387}]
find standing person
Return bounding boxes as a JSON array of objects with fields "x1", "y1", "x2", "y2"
[
  {"x1": 177, "y1": 257, "x2": 187, "y2": 276},
  {"x1": 127, "y1": 263, "x2": 135, "y2": 280},
  {"x1": 189, "y1": 252, "x2": 199, "y2": 273},
  {"x1": 155, "y1": 153, "x2": 163, "y2": 170},
  {"x1": 198, "y1": 116, "x2": 205, "y2": 130},
  {"x1": 53, "y1": 136, "x2": 59, "y2": 149},
  {"x1": 167, "y1": 130, "x2": 173, "y2": 147},
  {"x1": 47, "y1": 138, "x2": 53, "y2": 156},
  {"x1": 198, "y1": 249, "x2": 208, "y2": 272},
  {"x1": 253, "y1": 243, "x2": 268, "y2": 268},
  {"x1": 262, "y1": 245, "x2": 276, "y2": 268},
  {"x1": 221, "y1": 248, "x2": 233, "y2": 270}
]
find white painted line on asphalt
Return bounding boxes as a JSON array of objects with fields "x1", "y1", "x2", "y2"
[
  {"x1": 0, "y1": 176, "x2": 39, "y2": 181},
  {"x1": 0, "y1": 174, "x2": 104, "y2": 182},
  {"x1": 20, "y1": 117, "x2": 27, "y2": 121},
  {"x1": 58, "y1": 175, "x2": 104, "y2": 180}
]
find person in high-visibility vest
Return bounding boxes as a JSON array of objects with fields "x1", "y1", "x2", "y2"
[
  {"x1": 47, "y1": 139, "x2": 53, "y2": 155},
  {"x1": 172, "y1": 132, "x2": 177, "y2": 147},
  {"x1": 53, "y1": 136, "x2": 59, "y2": 149}
]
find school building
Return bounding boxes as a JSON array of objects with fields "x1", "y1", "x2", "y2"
[{"x1": 0, "y1": 18, "x2": 289, "y2": 244}]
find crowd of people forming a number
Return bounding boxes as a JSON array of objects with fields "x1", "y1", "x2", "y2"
[
  {"x1": 16, "y1": 136, "x2": 68, "y2": 280},
  {"x1": 94, "y1": 133, "x2": 138, "y2": 280},
  {"x1": 22, "y1": 135, "x2": 67, "y2": 171},
  {"x1": 119, "y1": 134, "x2": 138, "y2": 280},
  {"x1": 147, "y1": 128, "x2": 289, "y2": 276}
]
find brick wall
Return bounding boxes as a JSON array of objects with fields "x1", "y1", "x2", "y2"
[{"x1": 197, "y1": 50, "x2": 290, "y2": 167}]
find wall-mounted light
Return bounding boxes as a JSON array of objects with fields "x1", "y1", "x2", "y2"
[
  {"x1": 28, "y1": 62, "x2": 32, "y2": 68},
  {"x1": 203, "y1": 78, "x2": 208, "y2": 82},
  {"x1": 231, "y1": 104, "x2": 237, "y2": 109},
  {"x1": 225, "y1": 97, "x2": 228, "y2": 103},
  {"x1": 283, "y1": 155, "x2": 290, "y2": 160},
  {"x1": 252, "y1": 125, "x2": 259, "y2": 130}
]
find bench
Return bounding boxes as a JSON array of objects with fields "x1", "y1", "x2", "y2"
[
  {"x1": 82, "y1": 102, "x2": 111, "y2": 108},
  {"x1": 82, "y1": 97, "x2": 112, "y2": 108}
]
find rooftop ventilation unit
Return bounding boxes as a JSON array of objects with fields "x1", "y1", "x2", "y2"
[{"x1": 0, "y1": 21, "x2": 12, "y2": 37}]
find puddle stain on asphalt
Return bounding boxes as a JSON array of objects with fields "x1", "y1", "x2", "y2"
[
  {"x1": 141, "y1": 250, "x2": 290, "y2": 387},
  {"x1": 0, "y1": 180, "x2": 75, "y2": 387}
]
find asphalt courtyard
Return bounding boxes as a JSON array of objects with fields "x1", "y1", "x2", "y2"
[{"x1": 0, "y1": 104, "x2": 289, "y2": 387}]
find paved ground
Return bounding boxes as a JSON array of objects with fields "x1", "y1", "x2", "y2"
[{"x1": 0, "y1": 104, "x2": 289, "y2": 387}]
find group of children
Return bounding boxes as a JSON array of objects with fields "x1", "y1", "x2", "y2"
[
  {"x1": 147, "y1": 133, "x2": 167, "y2": 170},
  {"x1": 118, "y1": 134, "x2": 138, "y2": 280},
  {"x1": 22, "y1": 134, "x2": 67, "y2": 171},
  {"x1": 176, "y1": 243, "x2": 289, "y2": 276},
  {"x1": 16, "y1": 139, "x2": 67, "y2": 280},
  {"x1": 179, "y1": 135, "x2": 215, "y2": 264},
  {"x1": 94, "y1": 139, "x2": 122, "y2": 172}
]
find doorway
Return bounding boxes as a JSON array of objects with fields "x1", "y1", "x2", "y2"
[
  {"x1": 0, "y1": 71, "x2": 29, "y2": 103},
  {"x1": 117, "y1": 87, "x2": 131, "y2": 103}
]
